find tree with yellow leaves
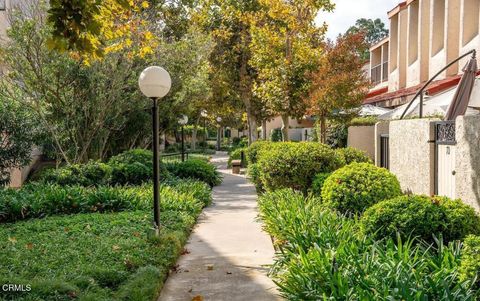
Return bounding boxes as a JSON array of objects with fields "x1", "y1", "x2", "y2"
[{"x1": 249, "y1": 0, "x2": 334, "y2": 141}]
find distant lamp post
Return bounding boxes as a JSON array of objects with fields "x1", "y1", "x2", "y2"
[
  {"x1": 201, "y1": 110, "x2": 208, "y2": 150},
  {"x1": 178, "y1": 115, "x2": 189, "y2": 162},
  {"x1": 138, "y1": 66, "x2": 171, "y2": 235},
  {"x1": 216, "y1": 117, "x2": 222, "y2": 151}
]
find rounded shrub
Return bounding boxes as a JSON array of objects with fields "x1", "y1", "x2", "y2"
[
  {"x1": 247, "y1": 163, "x2": 263, "y2": 192},
  {"x1": 459, "y1": 235, "x2": 480, "y2": 286},
  {"x1": 258, "y1": 142, "x2": 344, "y2": 193},
  {"x1": 336, "y1": 147, "x2": 372, "y2": 165},
  {"x1": 361, "y1": 195, "x2": 480, "y2": 243},
  {"x1": 321, "y1": 163, "x2": 401, "y2": 214},
  {"x1": 247, "y1": 141, "x2": 272, "y2": 165},
  {"x1": 165, "y1": 159, "x2": 221, "y2": 187},
  {"x1": 310, "y1": 173, "x2": 331, "y2": 196}
]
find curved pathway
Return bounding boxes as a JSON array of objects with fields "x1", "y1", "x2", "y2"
[{"x1": 158, "y1": 152, "x2": 280, "y2": 301}]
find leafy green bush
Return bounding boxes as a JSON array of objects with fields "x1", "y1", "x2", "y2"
[
  {"x1": 321, "y1": 163, "x2": 402, "y2": 214},
  {"x1": 271, "y1": 128, "x2": 282, "y2": 142},
  {"x1": 247, "y1": 163, "x2": 263, "y2": 192},
  {"x1": 257, "y1": 190, "x2": 478, "y2": 300},
  {"x1": 0, "y1": 180, "x2": 211, "y2": 223},
  {"x1": 349, "y1": 116, "x2": 378, "y2": 126},
  {"x1": 362, "y1": 195, "x2": 480, "y2": 243},
  {"x1": 165, "y1": 159, "x2": 221, "y2": 187},
  {"x1": 310, "y1": 172, "x2": 331, "y2": 196},
  {"x1": 246, "y1": 140, "x2": 271, "y2": 165},
  {"x1": 40, "y1": 162, "x2": 112, "y2": 186},
  {"x1": 108, "y1": 149, "x2": 153, "y2": 167},
  {"x1": 460, "y1": 235, "x2": 480, "y2": 286},
  {"x1": 336, "y1": 147, "x2": 372, "y2": 165},
  {"x1": 228, "y1": 147, "x2": 247, "y2": 168},
  {"x1": 258, "y1": 142, "x2": 344, "y2": 193}
]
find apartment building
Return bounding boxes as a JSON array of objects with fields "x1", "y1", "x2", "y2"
[{"x1": 365, "y1": 0, "x2": 480, "y2": 108}]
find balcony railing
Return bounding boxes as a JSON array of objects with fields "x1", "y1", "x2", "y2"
[{"x1": 370, "y1": 61, "x2": 389, "y2": 85}]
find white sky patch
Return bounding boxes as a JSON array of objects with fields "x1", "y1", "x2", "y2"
[{"x1": 316, "y1": 0, "x2": 403, "y2": 40}]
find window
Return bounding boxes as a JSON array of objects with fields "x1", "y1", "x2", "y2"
[{"x1": 0, "y1": 0, "x2": 5, "y2": 11}]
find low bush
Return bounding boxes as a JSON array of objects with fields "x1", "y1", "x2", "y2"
[
  {"x1": 247, "y1": 163, "x2": 263, "y2": 192},
  {"x1": 258, "y1": 142, "x2": 344, "y2": 193},
  {"x1": 361, "y1": 195, "x2": 480, "y2": 243},
  {"x1": 321, "y1": 163, "x2": 402, "y2": 214},
  {"x1": 336, "y1": 147, "x2": 372, "y2": 165},
  {"x1": 257, "y1": 190, "x2": 478, "y2": 300},
  {"x1": 0, "y1": 180, "x2": 211, "y2": 223},
  {"x1": 39, "y1": 161, "x2": 112, "y2": 186},
  {"x1": 165, "y1": 159, "x2": 221, "y2": 187},
  {"x1": 310, "y1": 172, "x2": 331, "y2": 196},
  {"x1": 349, "y1": 116, "x2": 378, "y2": 126},
  {"x1": 460, "y1": 235, "x2": 480, "y2": 286},
  {"x1": 246, "y1": 140, "x2": 271, "y2": 165},
  {"x1": 228, "y1": 147, "x2": 247, "y2": 168}
]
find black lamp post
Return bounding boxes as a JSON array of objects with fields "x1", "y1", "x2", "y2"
[
  {"x1": 178, "y1": 115, "x2": 188, "y2": 162},
  {"x1": 201, "y1": 110, "x2": 208, "y2": 151},
  {"x1": 216, "y1": 117, "x2": 222, "y2": 151},
  {"x1": 139, "y1": 66, "x2": 172, "y2": 235}
]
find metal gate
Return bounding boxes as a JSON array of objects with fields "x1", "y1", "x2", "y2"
[
  {"x1": 380, "y1": 135, "x2": 389, "y2": 169},
  {"x1": 435, "y1": 121, "x2": 456, "y2": 198}
]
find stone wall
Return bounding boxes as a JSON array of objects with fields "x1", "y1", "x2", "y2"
[
  {"x1": 347, "y1": 126, "x2": 375, "y2": 160},
  {"x1": 389, "y1": 119, "x2": 437, "y2": 195},
  {"x1": 455, "y1": 115, "x2": 480, "y2": 211}
]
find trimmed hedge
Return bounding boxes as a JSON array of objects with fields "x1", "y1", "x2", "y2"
[
  {"x1": 246, "y1": 140, "x2": 271, "y2": 165},
  {"x1": 321, "y1": 163, "x2": 402, "y2": 214},
  {"x1": 165, "y1": 159, "x2": 221, "y2": 187},
  {"x1": 336, "y1": 147, "x2": 372, "y2": 165},
  {"x1": 460, "y1": 235, "x2": 480, "y2": 286},
  {"x1": 361, "y1": 195, "x2": 480, "y2": 243},
  {"x1": 257, "y1": 142, "x2": 344, "y2": 193}
]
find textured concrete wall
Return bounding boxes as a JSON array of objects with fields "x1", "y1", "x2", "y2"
[
  {"x1": 374, "y1": 121, "x2": 390, "y2": 166},
  {"x1": 455, "y1": 115, "x2": 480, "y2": 211},
  {"x1": 389, "y1": 119, "x2": 437, "y2": 195},
  {"x1": 347, "y1": 126, "x2": 375, "y2": 160}
]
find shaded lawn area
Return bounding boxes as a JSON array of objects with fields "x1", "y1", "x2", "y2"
[{"x1": 0, "y1": 210, "x2": 196, "y2": 301}]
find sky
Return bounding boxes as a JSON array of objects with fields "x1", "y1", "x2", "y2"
[{"x1": 316, "y1": 0, "x2": 403, "y2": 40}]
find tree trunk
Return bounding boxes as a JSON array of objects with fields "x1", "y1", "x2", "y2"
[
  {"x1": 216, "y1": 127, "x2": 221, "y2": 151},
  {"x1": 192, "y1": 124, "x2": 197, "y2": 151},
  {"x1": 281, "y1": 114, "x2": 289, "y2": 141},
  {"x1": 262, "y1": 119, "x2": 267, "y2": 140},
  {"x1": 320, "y1": 115, "x2": 327, "y2": 144}
]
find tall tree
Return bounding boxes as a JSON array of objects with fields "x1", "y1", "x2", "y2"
[
  {"x1": 250, "y1": 0, "x2": 334, "y2": 141},
  {"x1": 347, "y1": 18, "x2": 389, "y2": 60},
  {"x1": 195, "y1": 0, "x2": 263, "y2": 145},
  {"x1": 306, "y1": 32, "x2": 370, "y2": 143}
]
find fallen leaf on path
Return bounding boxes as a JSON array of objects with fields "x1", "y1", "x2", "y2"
[
  {"x1": 206, "y1": 264, "x2": 214, "y2": 270},
  {"x1": 192, "y1": 296, "x2": 203, "y2": 301}
]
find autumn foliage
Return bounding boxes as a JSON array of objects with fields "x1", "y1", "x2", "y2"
[{"x1": 306, "y1": 32, "x2": 370, "y2": 142}]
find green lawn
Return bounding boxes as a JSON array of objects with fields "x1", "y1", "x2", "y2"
[{"x1": 0, "y1": 210, "x2": 196, "y2": 301}]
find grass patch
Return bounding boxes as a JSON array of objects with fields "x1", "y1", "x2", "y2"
[{"x1": 0, "y1": 210, "x2": 196, "y2": 301}]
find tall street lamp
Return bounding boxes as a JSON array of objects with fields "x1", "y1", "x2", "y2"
[
  {"x1": 178, "y1": 115, "x2": 188, "y2": 162},
  {"x1": 138, "y1": 66, "x2": 171, "y2": 235},
  {"x1": 216, "y1": 117, "x2": 222, "y2": 151}
]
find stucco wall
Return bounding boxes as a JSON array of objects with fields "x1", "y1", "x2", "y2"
[
  {"x1": 455, "y1": 115, "x2": 480, "y2": 211},
  {"x1": 374, "y1": 121, "x2": 390, "y2": 166},
  {"x1": 9, "y1": 147, "x2": 42, "y2": 188},
  {"x1": 347, "y1": 126, "x2": 375, "y2": 160},
  {"x1": 389, "y1": 119, "x2": 437, "y2": 195}
]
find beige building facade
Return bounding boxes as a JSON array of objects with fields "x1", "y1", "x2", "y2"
[{"x1": 366, "y1": 0, "x2": 480, "y2": 108}]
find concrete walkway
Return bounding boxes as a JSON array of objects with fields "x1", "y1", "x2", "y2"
[{"x1": 158, "y1": 152, "x2": 280, "y2": 301}]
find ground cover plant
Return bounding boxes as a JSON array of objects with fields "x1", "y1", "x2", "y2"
[{"x1": 257, "y1": 189, "x2": 479, "y2": 300}]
